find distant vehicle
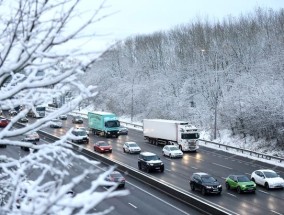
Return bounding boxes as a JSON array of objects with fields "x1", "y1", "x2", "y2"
[
  {"x1": 8, "y1": 109, "x2": 18, "y2": 116},
  {"x1": 189, "y1": 172, "x2": 222, "y2": 195},
  {"x1": 20, "y1": 141, "x2": 38, "y2": 152},
  {"x1": 225, "y1": 175, "x2": 256, "y2": 193},
  {"x1": 251, "y1": 169, "x2": 284, "y2": 189},
  {"x1": 162, "y1": 145, "x2": 183, "y2": 158},
  {"x1": 72, "y1": 116, "x2": 84, "y2": 124},
  {"x1": 50, "y1": 119, "x2": 62, "y2": 128},
  {"x1": 65, "y1": 190, "x2": 75, "y2": 198},
  {"x1": 76, "y1": 126, "x2": 89, "y2": 136},
  {"x1": 71, "y1": 128, "x2": 89, "y2": 144},
  {"x1": 123, "y1": 141, "x2": 141, "y2": 154},
  {"x1": 0, "y1": 109, "x2": 2, "y2": 115},
  {"x1": 118, "y1": 126, "x2": 128, "y2": 135},
  {"x1": 143, "y1": 119, "x2": 199, "y2": 152},
  {"x1": 18, "y1": 117, "x2": 29, "y2": 123},
  {"x1": 59, "y1": 114, "x2": 68, "y2": 120},
  {"x1": 94, "y1": 141, "x2": 112, "y2": 153},
  {"x1": 0, "y1": 118, "x2": 9, "y2": 127},
  {"x1": 27, "y1": 106, "x2": 46, "y2": 118},
  {"x1": 88, "y1": 111, "x2": 120, "y2": 138},
  {"x1": 23, "y1": 132, "x2": 40, "y2": 142},
  {"x1": 138, "y1": 152, "x2": 164, "y2": 173},
  {"x1": 105, "y1": 171, "x2": 126, "y2": 188},
  {"x1": 16, "y1": 180, "x2": 34, "y2": 209}
]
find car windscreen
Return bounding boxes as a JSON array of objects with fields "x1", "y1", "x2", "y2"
[
  {"x1": 169, "y1": 146, "x2": 179, "y2": 151},
  {"x1": 181, "y1": 133, "x2": 200, "y2": 139},
  {"x1": 237, "y1": 176, "x2": 250, "y2": 182},
  {"x1": 129, "y1": 143, "x2": 138, "y2": 147},
  {"x1": 201, "y1": 176, "x2": 216, "y2": 183},
  {"x1": 98, "y1": 142, "x2": 108, "y2": 146},
  {"x1": 263, "y1": 171, "x2": 278, "y2": 178},
  {"x1": 105, "y1": 120, "x2": 120, "y2": 128},
  {"x1": 76, "y1": 130, "x2": 87, "y2": 136},
  {"x1": 144, "y1": 155, "x2": 159, "y2": 161}
]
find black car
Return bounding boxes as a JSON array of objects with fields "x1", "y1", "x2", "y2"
[
  {"x1": 138, "y1": 152, "x2": 164, "y2": 173},
  {"x1": 72, "y1": 116, "x2": 84, "y2": 124},
  {"x1": 9, "y1": 109, "x2": 18, "y2": 116},
  {"x1": 189, "y1": 173, "x2": 222, "y2": 195},
  {"x1": 20, "y1": 141, "x2": 38, "y2": 152}
]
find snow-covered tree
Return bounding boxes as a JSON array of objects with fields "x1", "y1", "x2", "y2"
[{"x1": 0, "y1": 0, "x2": 128, "y2": 214}]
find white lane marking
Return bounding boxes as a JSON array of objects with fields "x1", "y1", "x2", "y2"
[
  {"x1": 212, "y1": 163, "x2": 232, "y2": 170},
  {"x1": 227, "y1": 193, "x2": 237, "y2": 197},
  {"x1": 191, "y1": 166, "x2": 198, "y2": 169},
  {"x1": 258, "y1": 190, "x2": 269, "y2": 194},
  {"x1": 165, "y1": 169, "x2": 171, "y2": 172},
  {"x1": 245, "y1": 173, "x2": 251, "y2": 176},
  {"x1": 271, "y1": 210, "x2": 283, "y2": 215},
  {"x1": 127, "y1": 181, "x2": 191, "y2": 215},
  {"x1": 221, "y1": 177, "x2": 226, "y2": 180},
  {"x1": 128, "y1": 203, "x2": 137, "y2": 209}
]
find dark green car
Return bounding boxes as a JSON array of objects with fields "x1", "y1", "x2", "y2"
[{"x1": 225, "y1": 175, "x2": 256, "y2": 193}]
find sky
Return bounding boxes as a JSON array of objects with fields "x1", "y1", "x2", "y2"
[{"x1": 88, "y1": 0, "x2": 284, "y2": 51}]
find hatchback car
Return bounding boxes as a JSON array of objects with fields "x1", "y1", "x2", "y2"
[
  {"x1": 105, "y1": 171, "x2": 126, "y2": 188},
  {"x1": 189, "y1": 172, "x2": 222, "y2": 195},
  {"x1": 76, "y1": 126, "x2": 89, "y2": 136},
  {"x1": 59, "y1": 114, "x2": 68, "y2": 120},
  {"x1": 0, "y1": 118, "x2": 9, "y2": 127},
  {"x1": 8, "y1": 109, "x2": 18, "y2": 116},
  {"x1": 71, "y1": 128, "x2": 89, "y2": 144},
  {"x1": 94, "y1": 141, "x2": 112, "y2": 153},
  {"x1": 251, "y1": 169, "x2": 284, "y2": 189},
  {"x1": 23, "y1": 132, "x2": 40, "y2": 142},
  {"x1": 18, "y1": 117, "x2": 29, "y2": 123},
  {"x1": 225, "y1": 175, "x2": 256, "y2": 193},
  {"x1": 162, "y1": 145, "x2": 183, "y2": 158},
  {"x1": 138, "y1": 152, "x2": 164, "y2": 173},
  {"x1": 118, "y1": 126, "x2": 128, "y2": 135},
  {"x1": 123, "y1": 142, "x2": 141, "y2": 154},
  {"x1": 72, "y1": 116, "x2": 84, "y2": 124},
  {"x1": 50, "y1": 119, "x2": 62, "y2": 128}
]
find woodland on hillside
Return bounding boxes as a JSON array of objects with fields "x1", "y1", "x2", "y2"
[{"x1": 84, "y1": 8, "x2": 284, "y2": 147}]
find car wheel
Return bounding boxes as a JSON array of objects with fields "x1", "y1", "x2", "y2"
[
  {"x1": 169, "y1": 153, "x2": 172, "y2": 158},
  {"x1": 265, "y1": 182, "x2": 270, "y2": 190},
  {"x1": 190, "y1": 183, "x2": 195, "y2": 191},
  {"x1": 160, "y1": 167, "x2": 164, "y2": 172},
  {"x1": 237, "y1": 186, "x2": 242, "y2": 194},
  {"x1": 225, "y1": 182, "x2": 230, "y2": 190},
  {"x1": 146, "y1": 167, "x2": 150, "y2": 173},
  {"x1": 110, "y1": 150, "x2": 112, "y2": 153},
  {"x1": 123, "y1": 148, "x2": 126, "y2": 153},
  {"x1": 201, "y1": 187, "x2": 206, "y2": 196},
  {"x1": 138, "y1": 163, "x2": 141, "y2": 170}
]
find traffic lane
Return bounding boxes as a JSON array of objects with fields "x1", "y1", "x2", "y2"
[
  {"x1": 17, "y1": 115, "x2": 284, "y2": 215},
  {"x1": 1, "y1": 129, "x2": 202, "y2": 215}
]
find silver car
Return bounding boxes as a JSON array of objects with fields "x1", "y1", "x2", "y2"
[
  {"x1": 123, "y1": 142, "x2": 141, "y2": 154},
  {"x1": 162, "y1": 145, "x2": 183, "y2": 158}
]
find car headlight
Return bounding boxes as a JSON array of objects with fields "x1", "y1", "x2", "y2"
[
  {"x1": 218, "y1": 185, "x2": 222, "y2": 188},
  {"x1": 206, "y1": 186, "x2": 212, "y2": 189},
  {"x1": 160, "y1": 162, "x2": 164, "y2": 165},
  {"x1": 148, "y1": 163, "x2": 154, "y2": 166}
]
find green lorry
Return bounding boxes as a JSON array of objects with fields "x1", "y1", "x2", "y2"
[{"x1": 88, "y1": 111, "x2": 120, "y2": 138}]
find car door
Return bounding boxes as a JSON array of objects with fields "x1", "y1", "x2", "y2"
[
  {"x1": 230, "y1": 176, "x2": 238, "y2": 189},
  {"x1": 257, "y1": 171, "x2": 266, "y2": 186},
  {"x1": 164, "y1": 146, "x2": 168, "y2": 156},
  {"x1": 194, "y1": 175, "x2": 202, "y2": 190},
  {"x1": 125, "y1": 143, "x2": 130, "y2": 152}
]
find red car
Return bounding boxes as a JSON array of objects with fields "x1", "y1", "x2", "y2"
[
  {"x1": 0, "y1": 118, "x2": 9, "y2": 127},
  {"x1": 94, "y1": 141, "x2": 112, "y2": 153}
]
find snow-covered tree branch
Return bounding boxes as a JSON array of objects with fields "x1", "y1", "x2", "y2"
[{"x1": 0, "y1": 0, "x2": 128, "y2": 214}]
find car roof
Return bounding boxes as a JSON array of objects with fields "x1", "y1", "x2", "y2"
[
  {"x1": 194, "y1": 172, "x2": 210, "y2": 176},
  {"x1": 228, "y1": 174, "x2": 246, "y2": 177},
  {"x1": 256, "y1": 169, "x2": 276, "y2": 173},
  {"x1": 125, "y1": 141, "x2": 136, "y2": 144},
  {"x1": 141, "y1": 152, "x2": 156, "y2": 156}
]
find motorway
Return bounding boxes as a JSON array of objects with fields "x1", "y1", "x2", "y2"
[
  {"x1": 0, "y1": 116, "x2": 201, "y2": 215},
  {"x1": 2, "y1": 113, "x2": 284, "y2": 215}
]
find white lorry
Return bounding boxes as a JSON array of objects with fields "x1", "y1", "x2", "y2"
[{"x1": 143, "y1": 119, "x2": 199, "y2": 152}]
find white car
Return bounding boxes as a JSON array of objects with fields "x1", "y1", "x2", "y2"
[
  {"x1": 23, "y1": 132, "x2": 40, "y2": 141},
  {"x1": 251, "y1": 169, "x2": 284, "y2": 189},
  {"x1": 123, "y1": 142, "x2": 141, "y2": 154},
  {"x1": 76, "y1": 126, "x2": 89, "y2": 136},
  {"x1": 50, "y1": 119, "x2": 62, "y2": 128},
  {"x1": 162, "y1": 145, "x2": 183, "y2": 158}
]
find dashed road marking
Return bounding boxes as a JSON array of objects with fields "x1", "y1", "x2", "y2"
[
  {"x1": 227, "y1": 193, "x2": 237, "y2": 197},
  {"x1": 271, "y1": 210, "x2": 283, "y2": 215},
  {"x1": 212, "y1": 163, "x2": 232, "y2": 169},
  {"x1": 258, "y1": 190, "x2": 269, "y2": 194},
  {"x1": 128, "y1": 203, "x2": 137, "y2": 209}
]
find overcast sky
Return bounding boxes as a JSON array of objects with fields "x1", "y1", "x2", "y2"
[{"x1": 79, "y1": 0, "x2": 284, "y2": 53}]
